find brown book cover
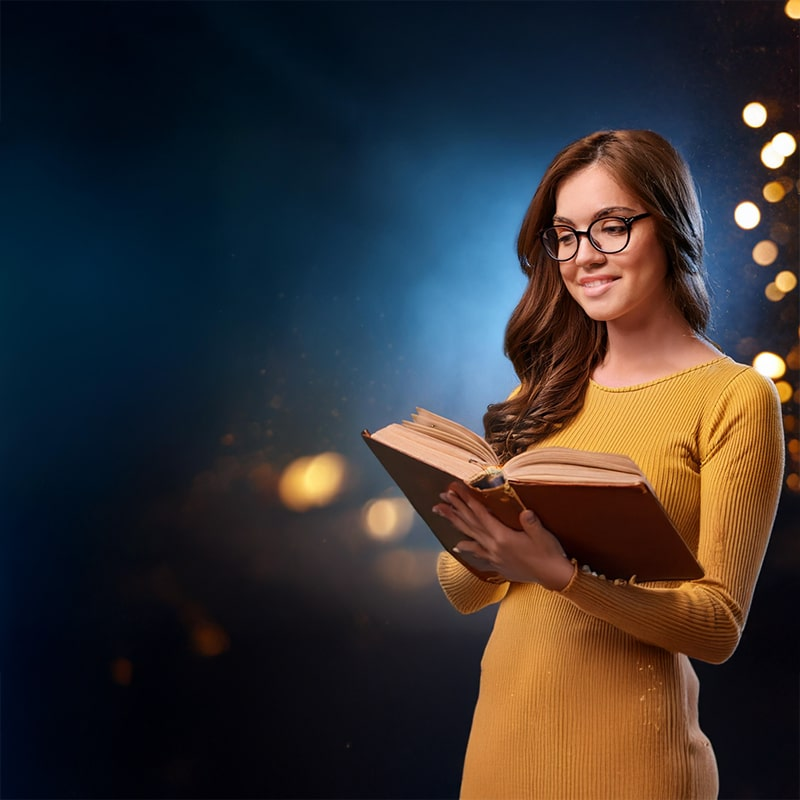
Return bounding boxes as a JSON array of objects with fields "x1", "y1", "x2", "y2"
[{"x1": 362, "y1": 409, "x2": 704, "y2": 583}]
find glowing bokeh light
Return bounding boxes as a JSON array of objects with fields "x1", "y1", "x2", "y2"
[
  {"x1": 742, "y1": 102, "x2": 767, "y2": 127},
  {"x1": 775, "y1": 381, "x2": 794, "y2": 403},
  {"x1": 753, "y1": 351, "x2": 786, "y2": 379},
  {"x1": 111, "y1": 658, "x2": 134, "y2": 686},
  {"x1": 752, "y1": 240, "x2": 779, "y2": 266},
  {"x1": 362, "y1": 496, "x2": 415, "y2": 541},
  {"x1": 787, "y1": 0, "x2": 800, "y2": 19},
  {"x1": 765, "y1": 282, "x2": 786, "y2": 302},
  {"x1": 734, "y1": 201, "x2": 761, "y2": 229},
  {"x1": 191, "y1": 621, "x2": 230, "y2": 657},
  {"x1": 772, "y1": 132, "x2": 797, "y2": 157},
  {"x1": 775, "y1": 270, "x2": 798, "y2": 293},
  {"x1": 278, "y1": 451, "x2": 349, "y2": 511},
  {"x1": 763, "y1": 181, "x2": 787, "y2": 203},
  {"x1": 789, "y1": 439, "x2": 800, "y2": 456},
  {"x1": 786, "y1": 473, "x2": 800, "y2": 492},
  {"x1": 373, "y1": 549, "x2": 438, "y2": 590},
  {"x1": 770, "y1": 221, "x2": 792, "y2": 244},
  {"x1": 761, "y1": 142, "x2": 785, "y2": 169}
]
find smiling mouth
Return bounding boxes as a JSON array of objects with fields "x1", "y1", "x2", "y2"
[{"x1": 580, "y1": 277, "x2": 618, "y2": 288}]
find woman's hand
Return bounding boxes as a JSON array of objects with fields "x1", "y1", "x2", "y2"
[{"x1": 433, "y1": 481, "x2": 576, "y2": 590}]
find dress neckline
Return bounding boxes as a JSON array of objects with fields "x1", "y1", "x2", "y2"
[{"x1": 589, "y1": 356, "x2": 731, "y2": 391}]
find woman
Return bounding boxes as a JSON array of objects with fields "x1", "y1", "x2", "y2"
[{"x1": 432, "y1": 130, "x2": 784, "y2": 799}]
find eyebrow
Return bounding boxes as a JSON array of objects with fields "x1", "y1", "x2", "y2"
[{"x1": 552, "y1": 206, "x2": 639, "y2": 226}]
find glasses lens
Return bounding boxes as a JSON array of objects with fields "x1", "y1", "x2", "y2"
[
  {"x1": 588, "y1": 217, "x2": 630, "y2": 254},
  {"x1": 542, "y1": 226, "x2": 577, "y2": 261}
]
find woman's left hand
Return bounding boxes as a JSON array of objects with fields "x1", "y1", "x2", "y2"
[{"x1": 433, "y1": 481, "x2": 576, "y2": 590}]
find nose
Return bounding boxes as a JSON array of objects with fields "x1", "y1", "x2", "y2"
[{"x1": 573, "y1": 232, "x2": 605, "y2": 268}]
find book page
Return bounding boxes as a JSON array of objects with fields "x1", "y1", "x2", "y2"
[
  {"x1": 503, "y1": 446, "x2": 652, "y2": 487},
  {"x1": 367, "y1": 424, "x2": 495, "y2": 480},
  {"x1": 402, "y1": 408, "x2": 499, "y2": 466}
]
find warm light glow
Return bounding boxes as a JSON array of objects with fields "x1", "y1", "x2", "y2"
[
  {"x1": 786, "y1": 0, "x2": 800, "y2": 20},
  {"x1": 786, "y1": 473, "x2": 800, "y2": 492},
  {"x1": 734, "y1": 201, "x2": 760, "y2": 229},
  {"x1": 765, "y1": 282, "x2": 786, "y2": 302},
  {"x1": 278, "y1": 452, "x2": 349, "y2": 511},
  {"x1": 362, "y1": 496, "x2": 415, "y2": 541},
  {"x1": 753, "y1": 351, "x2": 786, "y2": 378},
  {"x1": 752, "y1": 240, "x2": 779, "y2": 266},
  {"x1": 772, "y1": 132, "x2": 797, "y2": 157},
  {"x1": 763, "y1": 181, "x2": 787, "y2": 203},
  {"x1": 372, "y1": 549, "x2": 437, "y2": 590},
  {"x1": 789, "y1": 439, "x2": 800, "y2": 456},
  {"x1": 775, "y1": 270, "x2": 798, "y2": 292},
  {"x1": 111, "y1": 658, "x2": 133, "y2": 687},
  {"x1": 191, "y1": 621, "x2": 230, "y2": 657},
  {"x1": 761, "y1": 142, "x2": 785, "y2": 169},
  {"x1": 742, "y1": 102, "x2": 767, "y2": 127},
  {"x1": 770, "y1": 221, "x2": 792, "y2": 244},
  {"x1": 787, "y1": 346, "x2": 800, "y2": 370},
  {"x1": 775, "y1": 381, "x2": 794, "y2": 403}
]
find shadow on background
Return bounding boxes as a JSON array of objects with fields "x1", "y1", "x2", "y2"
[{"x1": 1, "y1": 2, "x2": 798, "y2": 798}]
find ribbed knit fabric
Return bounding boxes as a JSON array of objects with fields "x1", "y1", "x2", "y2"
[{"x1": 437, "y1": 357, "x2": 784, "y2": 800}]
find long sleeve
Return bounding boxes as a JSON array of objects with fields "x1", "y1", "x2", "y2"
[
  {"x1": 558, "y1": 366, "x2": 784, "y2": 663},
  {"x1": 437, "y1": 552, "x2": 509, "y2": 614}
]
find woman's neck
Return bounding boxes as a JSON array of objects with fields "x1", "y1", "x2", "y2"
[{"x1": 594, "y1": 313, "x2": 721, "y2": 387}]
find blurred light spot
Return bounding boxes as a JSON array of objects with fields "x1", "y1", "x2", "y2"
[
  {"x1": 786, "y1": 345, "x2": 800, "y2": 370},
  {"x1": 753, "y1": 351, "x2": 786, "y2": 378},
  {"x1": 776, "y1": 381, "x2": 794, "y2": 403},
  {"x1": 775, "y1": 270, "x2": 798, "y2": 293},
  {"x1": 789, "y1": 439, "x2": 800, "y2": 457},
  {"x1": 770, "y1": 221, "x2": 792, "y2": 244},
  {"x1": 784, "y1": 414, "x2": 797, "y2": 432},
  {"x1": 734, "y1": 201, "x2": 760, "y2": 229},
  {"x1": 787, "y1": 0, "x2": 800, "y2": 19},
  {"x1": 191, "y1": 621, "x2": 230, "y2": 657},
  {"x1": 248, "y1": 462, "x2": 279, "y2": 494},
  {"x1": 362, "y1": 496, "x2": 415, "y2": 542},
  {"x1": 220, "y1": 433, "x2": 235, "y2": 447},
  {"x1": 373, "y1": 549, "x2": 437, "y2": 591},
  {"x1": 278, "y1": 452, "x2": 348, "y2": 511},
  {"x1": 786, "y1": 473, "x2": 800, "y2": 492},
  {"x1": 752, "y1": 240, "x2": 779, "y2": 266},
  {"x1": 763, "y1": 181, "x2": 786, "y2": 203},
  {"x1": 111, "y1": 657, "x2": 133, "y2": 687},
  {"x1": 761, "y1": 142, "x2": 785, "y2": 169},
  {"x1": 772, "y1": 132, "x2": 797, "y2": 157},
  {"x1": 742, "y1": 102, "x2": 767, "y2": 127},
  {"x1": 765, "y1": 282, "x2": 786, "y2": 302}
]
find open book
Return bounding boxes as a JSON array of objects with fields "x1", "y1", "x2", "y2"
[{"x1": 362, "y1": 408, "x2": 703, "y2": 583}]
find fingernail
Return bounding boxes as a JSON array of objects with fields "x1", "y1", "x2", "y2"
[{"x1": 452, "y1": 547, "x2": 461, "y2": 553}]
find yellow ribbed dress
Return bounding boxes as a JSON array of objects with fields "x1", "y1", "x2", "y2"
[{"x1": 437, "y1": 357, "x2": 784, "y2": 800}]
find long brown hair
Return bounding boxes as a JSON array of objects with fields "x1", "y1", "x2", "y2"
[{"x1": 483, "y1": 130, "x2": 710, "y2": 461}]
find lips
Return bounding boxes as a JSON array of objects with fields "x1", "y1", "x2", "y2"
[
  {"x1": 578, "y1": 275, "x2": 619, "y2": 297},
  {"x1": 579, "y1": 275, "x2": 618, "y2": 287}
]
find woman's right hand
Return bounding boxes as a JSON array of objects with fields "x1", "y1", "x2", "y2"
[{"x1": 433, "y1": 481, "x2": 576, "y2": 590}]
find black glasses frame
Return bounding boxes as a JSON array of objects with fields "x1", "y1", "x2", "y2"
[{"x1": 539, "y1": 212, "x2": 652, "y2": 262}]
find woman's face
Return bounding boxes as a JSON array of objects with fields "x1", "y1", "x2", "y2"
[{"x1": 553, "y1": 164, "x2": 671, "y2": 329}]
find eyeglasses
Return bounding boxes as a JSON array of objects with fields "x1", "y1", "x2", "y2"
[{"x1": 539, "y1": 213, "x2": 651, "y2": 262}]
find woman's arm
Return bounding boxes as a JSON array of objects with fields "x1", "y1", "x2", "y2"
[
  {"x1": 436, "y1": 369, "x2": 784, "y2": 663},
  {"x1": 559, "y1": 370, "x2": 784, "y2": 664}
]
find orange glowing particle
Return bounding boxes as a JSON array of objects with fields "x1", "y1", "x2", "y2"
[
  {"x1": 192, "y1": 622, "x2": 230, "y2": 657},
  {"x1": 111, "y1": 658, "x2": 133, "y2": 686}
]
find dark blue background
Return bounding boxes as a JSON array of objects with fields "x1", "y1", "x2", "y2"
[{"x1": 1, "y1": 2, "x2": 798, "y2": 798}]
